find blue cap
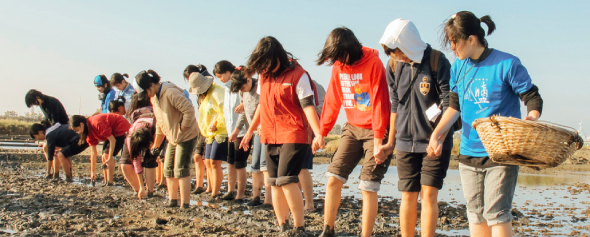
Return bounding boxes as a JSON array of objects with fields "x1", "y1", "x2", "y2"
[{"x1": 94, "y1": 75, "x2": 104, "y2": 86}]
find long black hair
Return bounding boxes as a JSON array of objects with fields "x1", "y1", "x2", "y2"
[
  {"x1": 441, "y1": 11, "x2": 496, "y2": 49},
  {"x1": 70, "y1": 115, "x2": 88, "y2": 145},
  {"x1": 29, "y1": 120, "x2": 51, "y2": 139},
  {"x1": 246, "y1": 36, "x2": 295, "y2": 79},
  {"x1": 230, "y1": 66, "x2": 248, "y2": 93},
  {"x1": 129, "y1": 127, "x2": 153, "y2": 160},
  {"x1": 109, "y1": 73, "x2": 129, "y2": 85},
  {"x1": 25, "y1": 89, "x2": 46, "y2": 108},
  {"x1": 317, "y1": 27, "x2": 363, "y2": 66},
  {"x1": 127, "y1": 92, "x2": 152, "y2": 118}
]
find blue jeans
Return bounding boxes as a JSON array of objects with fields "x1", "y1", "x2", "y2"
[
  {"x1": 459, "y1": 163, "x2": 519, "y2": 225},
  {"x1": 251, "y1": 134, "x2": 266, "y2": 172}
]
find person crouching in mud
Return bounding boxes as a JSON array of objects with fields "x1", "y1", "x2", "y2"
[
  {"x1": 30, "y1": 120, "x2": 89, "y2": 181},
  {"x1": 124, "y1": 113, "x2": 159, "y2": 199},
  {"x1": 119, "y1": 91, "x2": 159, "y2": 199},
  {"x1": 70, "y1": 113, "x2": 130, "y2": 186},
  {"x1": 25, "y1": 89, "x2": 70, "y2": 176}
]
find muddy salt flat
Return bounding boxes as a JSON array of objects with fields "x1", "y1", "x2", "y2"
[{"x1": 1, "y1": 160, "x2": 590, "y2": 236}]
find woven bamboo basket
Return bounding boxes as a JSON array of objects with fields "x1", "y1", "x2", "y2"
[{"x1": 472, "y1": 115, "x2": 584, "y2": 169}]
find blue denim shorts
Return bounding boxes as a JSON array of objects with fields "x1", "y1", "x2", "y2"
[
  {"x1": 459, "y1": 162, "x2": 519, "y2": 225},
  {"x1": 251, "y1": 134, "x2": 266, "y2": 172}
]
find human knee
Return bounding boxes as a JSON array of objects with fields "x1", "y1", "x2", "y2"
[
  {"x1": 421, "y1": 187, "x2": 439, "y2": 203},
  {"x1": 327, "y1": 176, "x2": 344, "y2": 190},
  {"x1": 193, "y1": 154, "x2": 202, "y2": 163},
  {"x1": 402, "y1": 191, "x2": 420, "y2": 203},
  {"x1": 211, "y1": 161, "x2": 222, "y2": 169}
]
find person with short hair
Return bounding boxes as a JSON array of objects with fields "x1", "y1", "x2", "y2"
[
  {"x1": 25, "y1": 89, "x2": 70, "y2": 176},
  {"x1": 214, "y1": 60, "x2": 250, "y2": 202},
  {"x1": 30, "y1": 121, "x2": 88, "y2": 181}
]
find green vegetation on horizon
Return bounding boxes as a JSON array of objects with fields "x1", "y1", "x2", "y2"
[{"x1": 0, "y1": 119, "x2": 34, "y2": 135}]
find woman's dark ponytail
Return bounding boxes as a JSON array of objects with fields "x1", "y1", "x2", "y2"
[
  {"x1": 129, "y1": 127, "x2": 153, "y2": 159},
  {"x1": 479, "y1": 15, "x2": 496, "y2": 36},
  {"x1": 70, "y1": 115, "x2": 88, "y2": 145},
  {"x1": 146, "y1": 70, "x2": 160, "y2": 82},
  {"x1": 110, "y1": 73, "x2": 130, "y2": 85},
  {"x1": 135, "y1": 69, "x2": 161, "y2": 92},
  {"x1": 441, "y1": 11, "x2": 496, "y2": 49}
]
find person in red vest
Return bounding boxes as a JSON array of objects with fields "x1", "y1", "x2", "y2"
[
  {"x1": 239, "y1": 36, "x2": 321, "y2": 236},
  {"x1": 314, "y1": 27, "x2": 391, "y2": 237}
]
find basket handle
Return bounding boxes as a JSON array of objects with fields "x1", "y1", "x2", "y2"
[
  {"x1": 537, "y1": 120, "x2": 584, "y2": 150},
  {"x1": 536, "y1": 120, "x2": 577, "y2": 133}
]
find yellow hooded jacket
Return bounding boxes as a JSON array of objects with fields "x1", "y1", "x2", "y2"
[{"x1": 198, "y1": 82, "x2": 227, "y2": 144}]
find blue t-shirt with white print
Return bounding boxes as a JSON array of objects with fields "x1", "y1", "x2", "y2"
[{"x1": 451, "y1": 49, "x2": 533, "y2": 157}]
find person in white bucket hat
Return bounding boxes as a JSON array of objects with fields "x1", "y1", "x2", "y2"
[{"x1": 189, "y1": 72, "x2": 228, "y2": 200}]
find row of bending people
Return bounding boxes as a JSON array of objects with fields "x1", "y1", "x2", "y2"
[{"x1": 25, "y1": 11, "x2": 544, "y2": 237}]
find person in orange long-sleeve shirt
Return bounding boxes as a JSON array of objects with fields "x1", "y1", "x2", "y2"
[{"x1": 313, "y1": 27, "x2": 391, "y2": 237}]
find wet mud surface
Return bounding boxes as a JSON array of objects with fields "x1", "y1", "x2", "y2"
[
  {"x1": 1, "y1": 148, "x2": 590, "y2": 236},
  {"x1": 0, "y1": 163, "x2": 467, "y2": 236}
]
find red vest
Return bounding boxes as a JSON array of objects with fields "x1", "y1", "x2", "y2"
[{"x1": 259, "y1": 62, "x2": 316, "y2": 144}]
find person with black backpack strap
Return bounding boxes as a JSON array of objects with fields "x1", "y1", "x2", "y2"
[{"x1": 377, "y1": 18, "x2": 455, "y2": 237}]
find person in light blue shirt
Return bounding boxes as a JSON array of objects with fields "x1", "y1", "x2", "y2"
[
  {"x1": 214, "y1": 60, "x2": 250, "y2": 202},
  {"x1": 109, "y1": 73, "x2": 135, "y2": 114},
  {"x1": 428, "y1": 11, "x2": 543, "y2": 237},
  {"x1": 94, "y1": 74, "x2": 117, "y2": 114}
]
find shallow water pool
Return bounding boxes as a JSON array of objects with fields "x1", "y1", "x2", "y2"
[{"x1": 310, "y1": 164, "x2": 590, "y2": 236}]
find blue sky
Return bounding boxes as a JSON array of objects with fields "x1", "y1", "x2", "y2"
[{"x1": 1, "y1": 0, "x2": 588, "y2": 132}]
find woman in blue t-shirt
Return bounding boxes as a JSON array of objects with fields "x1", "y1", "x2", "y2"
[
  {"x1": 94, "y1": 74, "x2": 117, "y2": 114},
  {"x1": 428, "y1": 11, "x2": 543, "y2": 237}
]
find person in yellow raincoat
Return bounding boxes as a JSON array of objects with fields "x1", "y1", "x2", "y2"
[{"x1": 189, "y1": 72, "x2": 228, "y2": 199}]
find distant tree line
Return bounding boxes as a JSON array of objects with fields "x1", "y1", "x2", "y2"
[{"x1": 1, "y1": 110, "x2": 44, "y2": 122}]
